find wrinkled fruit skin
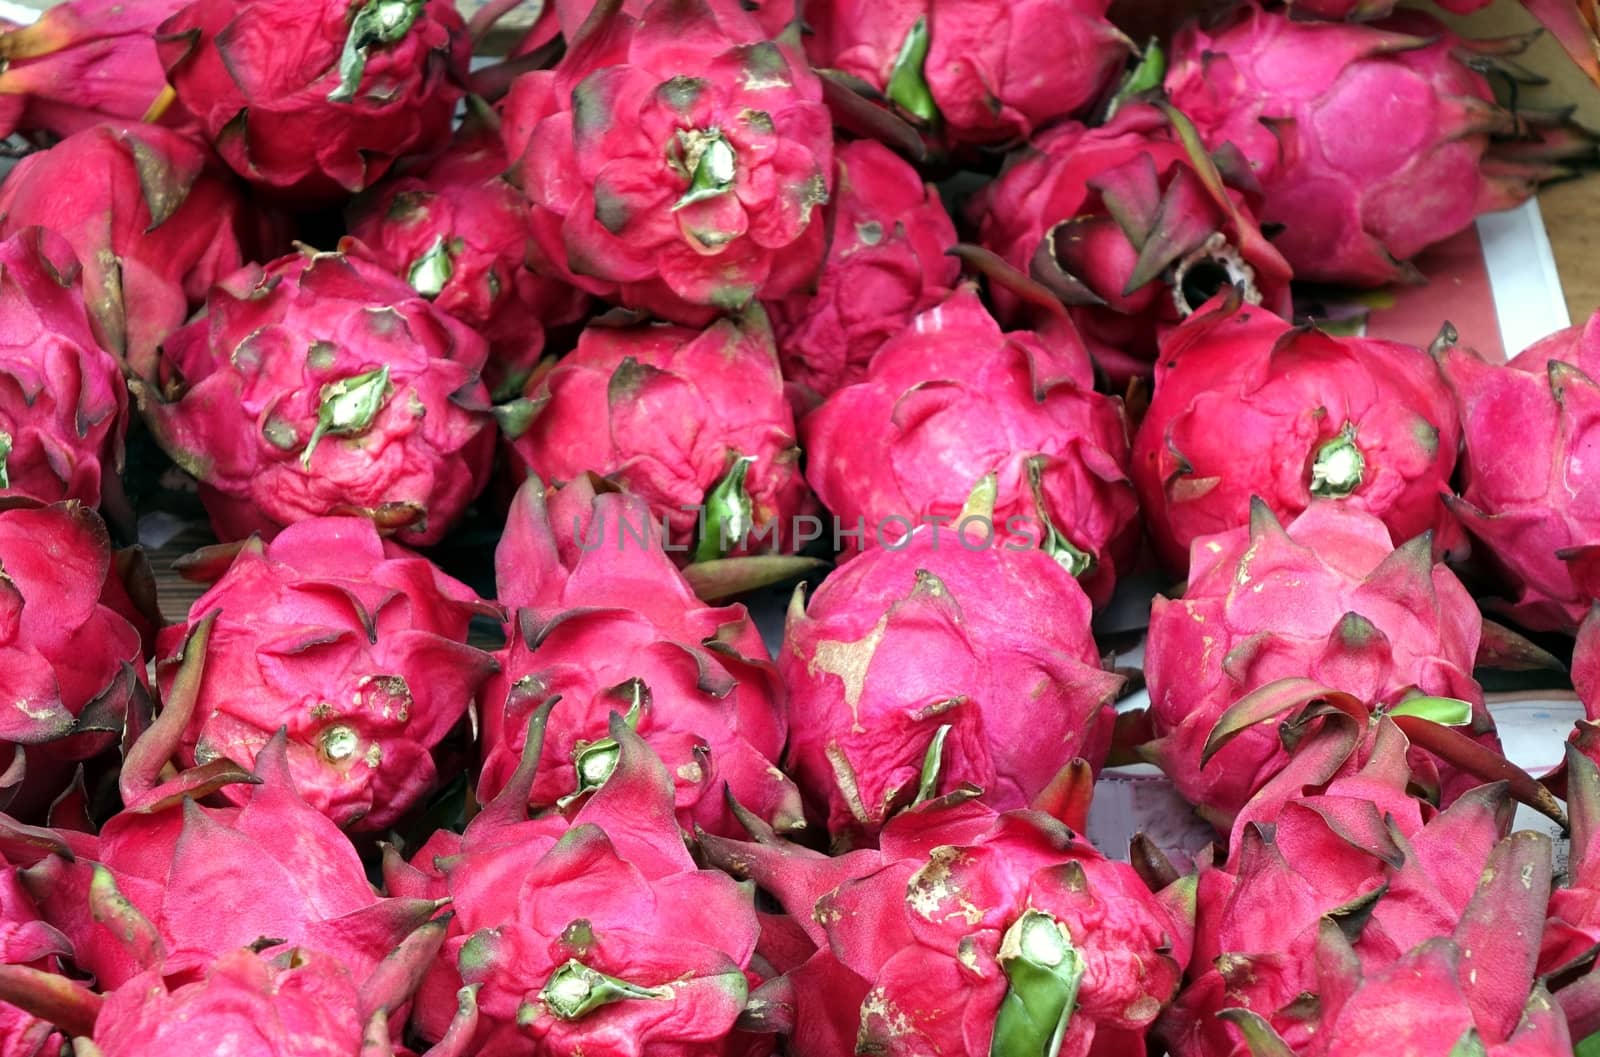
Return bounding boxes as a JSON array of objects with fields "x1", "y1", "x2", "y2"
[
  {"x1": 1133, "y1": 295, "x2": 1462, "y2": 574},
  {"x1": 701, "y1": 797, "x2": 1189, "y2": 1057},
  {"x1": 1167, "y1": 4, "x2": 1531, "y2": 286},
  {"x1": 802, "y1": 0, "x2": 1129, "y2": 146},
  {"x1": 765, "y1": 139, "x2": 958, "y2": 408},
  {"x1": 972, "y1": 104, "x2": 1294, "y2": 381},
  {"x1": 155, "y1": 517, "x2": 497, "y2": 830},
  {"x1": 1161, "y1": 776, "x2": 1567, "y2": 1057},
  {"x1": 501, "y1": 0, "x2": 833, "y2": 323},
  {"x1": 156, "y1": 0, "x2": 468, "y2": 205},
  {"x1": 0, "y1": 0, "x2": 192, "y2": 142},
  {"x1": 346, "y1": 128, "x2": 589, "y2": 398},
  {"x1": 803, "y1": 286, "x2": 1139, "y2": 607},
  {"x1": 0, "y1": 502, "x2": 144, "y2": 818},
  {"x1": 26, "y1": 733, "x2": 438, "y2": 993},
  {"x1": 91, "y1": 947, "x2": 368, "y2": 1056},
  {"x1": 781, "y1": 524, "x2": 1121, "y2": 844},
  {"x1": 1143, "y1": 501, "x2": 1494, "y2": 826},
  {"x1": 392, "y1": 720, "x2": 767, "y2": 1057},
  {"x1": 0, "y1": 122, "x2": 266, "y2": 383},
  {"x1": 0, "y1": 228, "x2": 126, "y2": 509},
  {"x1": 508, "y1": 308, "x2": 812, "y2": 557},
  {"x1": 1440, "y1": 314, "x2": 1600, "y2": 632},
  {"x1": 137, "y1": 244, "x2": 496, "y2": 547},
  {"x1": 481, "y1": 476, "x2": 799, "y2": 838}
]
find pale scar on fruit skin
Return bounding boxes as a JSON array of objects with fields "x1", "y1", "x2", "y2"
[
  {"x1": 13, "y1": 700, "x2": 58, "y2": 721},
  {"x1": 906, "y1": 846, "x2": 983, "y2": 925},
  {"x1": 858, "y1": 988, "x2": 917, "y2": 1045},
  {"x1": 807, "y1": 611, "x2": 890, "y2": 733}
]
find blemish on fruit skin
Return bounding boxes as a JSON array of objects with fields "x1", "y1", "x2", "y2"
[
  {"x1": 906, "y1": 846, "x2": 982, "y2": 925},
  {"x1": 858, "y1": 988, "x2": 916, "y2": 1046},
  {"x1": 808, "y1": 611, "x2": 889, "y2": 731}
]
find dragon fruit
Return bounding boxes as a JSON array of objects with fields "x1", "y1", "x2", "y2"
[
  {"x1": 1159, "y1": 761, "x2": 1568, "y2": 1056},
  {"x1": 480, "y1": 475, "x2": 799, "y2": 837},
  {"x1": 500, "y1": 0, "x2": 833, "y2": 323},
  {"x1": 1439, "y1": 313, "x2": 1600, "y2": 632},
  {"x1": 0, "y1": 122, "x2": 267, "y2": 383},
  {"x1": 1547, "y1": 743, "x2": 1600, "y2": 1050},
  {"x1": 970, "y1": 103, "x2": 1294, "y2": 381},
  {"x1": 1142, "y1": 501, "x2": 1495, "y2": 828},
  {"x1": 0, "y1": 228, "x2": 126, "y2": 509},
  {"x1": 24, "y1": 680, "x2": 446, "y2": 996},
  {"x1": 135, "y1": 243, "x2": 497, "y2": 547},
  {"x1": 765, "y1": 139, "x2": 958, "y2": 407},
  {"x1": 0, "y1": 501, "x2": 145, "y2": 820},
  {"x1": 781, "y1": 495, "x2": 1122, "y2": 845},
  {"x1": 345, "y1": 125, "x2": 589, "y2": 397},
  {"x1": 1546, "y1": 744, "x2": 1600, "y2": 980},
  {"x1": 800, "y1": 0, "x2": 1129, "y2": 147},
  {"x1": 506, "y1": 307, "x2": 812, "y2": 559},
  {"x1": 0, "y1": 0, "x2": 189, "y2": 142},
  {"x1": 152, "y1": 517, "x2": 498, "y2": 830},
  {"x1": 388, "y1": 711, "x2": 767, "y2": 1056},
  {"x1": 0, "y1": 819, "x2": 76, "y2": 1057},
  {"x1": 699, "y1": 792, "x2": 1191, "y2": 1056},
  {"x1": 802, "y1": 286, "x2": 1140, "y2": 607},
  {"x1": 155, "y1": 0, "x2": 468, "y2": 205},
  {"x1": 1576, "y1": 607, "x2": 1600, "y2": 776},
  {"x1": 76, "y1": 942, "x2": 478, "y2": 1057},
  {"x1": 1166, "y1": 3, "x2": 1587, "y2": 286},
  {"x1": 1133, "y1": 294, "x2": 1462, "y2": 574}
]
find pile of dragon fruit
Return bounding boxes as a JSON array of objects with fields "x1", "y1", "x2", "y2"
[{"x1": 2, "y1": 0, "x2": 1600, "y2": 1052}]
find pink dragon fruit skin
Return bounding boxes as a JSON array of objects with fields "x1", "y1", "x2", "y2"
[
  {"x1": 345, "y1": 127, "x2": 590, "y2": 398},
  {"x1": 480, "y1": 476, "x2": 799, "y2": 838},
  {"x1": 500, "y1": 0, "x2": 833, "y2": 324},
  {"x1": 396, "y1": 713, "x2": 767, "y2": 1057},
  {"x1": 1133, "y1": 294, "x2": 1463, "y2": 575},
  {"x1": 0, "y1": 501, "x2": 146, "y2": 820},
  {"x1": 135, "y1": 243, "x2": 497, "y2": 548},
  {"x1": 1142, "y1": 501, "x2": 1493, "y2": 828},
  {"x1": 1440, "y1": 314, "x2": 1600, "y2": 632},
  {"x1": 781, "y1": 516, "x2": 1122, "y2": 845},
  {"x1": 0, "y1": 0, "x2": 193, "y2": 143},
  {"x1": 507, "y1": 307, "x2": 813, "y2": 559},
  {"x1": 155, "y1": 0, "x2": 469, "y2": 206},
  {"x1": 971, "y1": 104, "x2": 1295, "y2": 382},
  {"x1": 0, "y1": 823, "x2": 75, "y2": 1057},
  {"x1": 700, "y1": 795, "x2": 1191, "y2": 1056},
  {"x1": 90, "y1": 948, "x2": 369, "y2": 1057},
  {"x1": 1544, "y1": 745, "x2": 1600, "y2": 997},
  {"x1": 765, "y1": 139, "x2": 959, "y2": 408},
  {"x1": 151, "y1": 517, "x2": 499, "y2": 831},
  {"x1": 1575, "y1": 607, "x2": 1600, "y2": 782},
  {"x1": 23, "y1": 717, "x2": 447, "y2": 998},
  {"x1": 800, "y1": 0, "x2": 1129, "y2": 146},
  {"x1": 1165, "y1": 3, "x2": 1554, "y2": 286},
  {"x1": 83, "y1": 940, "x2": 482, "y2": 1057},
  {"x1": 0, "y1": 228, "x2": 126, "y2": 509},
  {"x1": 1160, "y1": 765, "x2": 1567, "y2": 1057},
  {"x1": 802, "y1": 285, "x2": 1140, "y2": 607},
  {"x1": 0, "y1": 122, "x2": 271, "y2": 383}
]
